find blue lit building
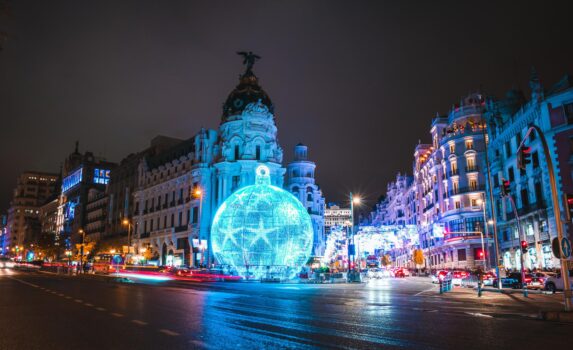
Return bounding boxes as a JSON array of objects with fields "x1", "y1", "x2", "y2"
[
  {"x1": 133, "y1": 60, "x2": 325, "y2": 267},
  {"x1": 56, "y1": 143, "x2": 116, "y2": 251},
  {"x1": 484, "y1": 71, "x2": 573, "y2": 269}
]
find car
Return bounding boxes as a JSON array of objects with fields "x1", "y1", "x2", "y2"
[
  {"x1": 451, "y1": 271, "x2": 469, "y2": 286},
  {"x1": 394, "y1": 268, "x2": 406, "y2": 278},
  {"x1": 0, "y1": 257, "x2": 15, "y2": 269},
  {"x1": 492, "y1": 272, "x2": 533, "y2": 289},
  {"x1": 431, "y1": 270, "x2": 449, "y2": 284},
  {"x1": 544, "y1": 270, "x2": 573, "y2": 293},
  {"x1": 482, "y1": 272, "x2": 497, "y2": 286}
]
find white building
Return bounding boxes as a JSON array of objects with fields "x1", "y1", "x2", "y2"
[
  {"x1": 286, "y1": 143, "x2": 326, "y2": 256},
  {"x1": 132, "y1": 58, "x2": 324, "y2": 267}
]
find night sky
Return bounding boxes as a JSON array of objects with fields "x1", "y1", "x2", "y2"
[{"x1": 1, "y1": 1, "x2": 573, "y2": 213}]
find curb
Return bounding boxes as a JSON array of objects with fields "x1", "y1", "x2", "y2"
[{"x1": 539, "y1": 311, "x2": 573, "y2": 323}]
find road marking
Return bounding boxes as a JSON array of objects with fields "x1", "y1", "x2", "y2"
[
  {"x1": 159, "y1": 329, "x2": 180, "y2": 336},
  {"x1": 74, "y1": 299, "x2": 83, "y2": 303},
  {"x1": 131, "y1": 319, "x2": 148, "y2": 326},
  {"x1": 110, "y1": 313, "x2": 124, "y2": 318},
  {"x1": 65, "y1": 296, "x2": 72, "y2": 299},
  {"x1": 84, "y1": 303, "x2": 94, "y2": 307},
  {"x1": 465, "y1": 312, "x2": 493, "y2": 318},
  {"x1": 57, "y1": 293, "x2": 65, "y2": 297},
  {"x1": 414, "y1": 287, "x2": 436, "y2": 296},
  {"x1": 95, "y1": 307, "x2": 106, "y2": 312}
]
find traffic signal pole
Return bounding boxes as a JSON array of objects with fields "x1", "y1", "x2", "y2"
[
  {"x1": 506, "y1": 195, "x2": 528, "y2": 297},
  {"x1": 519, "y1": 125, "x2": 572, "y2": 311}
]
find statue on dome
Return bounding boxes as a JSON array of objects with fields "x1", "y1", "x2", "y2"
[{"x1": 237, "y1": 51, "x2": 260, "y2": 74}]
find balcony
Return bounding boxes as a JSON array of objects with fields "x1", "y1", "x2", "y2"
[
  {"x1": 140, "y1": 232, "x2": 150, "y2": 239},
  {"x1": 449, "y1": 185, "x2": 485, "y2": 196},
  {"x1": 447, "y1": 169, "x2": 459, "y2": 177},
  {"x1": 162, "y1": 204, "x2": 167, "y2": 209},
  {"x1": 465, "y1": 165, "x2": 479, "y2": 173},
  {"x1": 155, "y1": 205, "x2": 161, "y2": 211},
  {"x1": 177, "y1": 198, "x2": 183, "y2": 205},
  {"x1": 505, "y1": 201, "x2": 546, "y2": 220},
  {"x1": 174, "y1": 225, "x2": 188, "y2": 233},
  {"x1": 170, "y1": 201, "x2": 175, "y2": 207},
  {"x1": 445, "y1": 231, "x2": 490, "y2": 242}
]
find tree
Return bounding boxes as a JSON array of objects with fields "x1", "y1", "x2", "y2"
[
  {"x1": 413, "y1": 249, "x2": 425, "y2": 266},
  {"x1": 381, "y1": 254, "x2": 392, "y2": 267}
]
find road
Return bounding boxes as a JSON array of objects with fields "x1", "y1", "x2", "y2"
[{"x1": 0, "y1": 268, "x2": 570, "y2": 350}]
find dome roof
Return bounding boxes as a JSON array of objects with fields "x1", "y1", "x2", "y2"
[
  {"x1": 211, "y1": 165, "x2": 313, "y2": 280},
  {"x1": 222, "y1": 71, "x2": 274, "y2": 122}
]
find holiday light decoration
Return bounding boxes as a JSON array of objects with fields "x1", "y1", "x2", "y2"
[{"x1": 211, "y1": 165, "x2": 313, "y2": 280}]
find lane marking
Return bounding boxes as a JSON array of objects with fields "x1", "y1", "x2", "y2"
[
  {"x1": 414, "y1": 287, "x2": 436, "y2": 297},
  {"x1": 465, "y1": 312, "x2": 493, "y2": 318},
  {"x1": 74, "y1": 299, "x2": 83, "y2": 303},
  {"x1": 7, "y1": 276, "x2": 40, "y2": 288},
  {"x1": 131, "y1": 319, "x2": 148, "y2": 326},
  {"x1": 65, "y1": 296, "x2": 72, "y2": 299},
  {"x1": 95, "y1": 307, "x2": 106, "y2": 312},
  {"x1": 57, "y1": 293, "x2": 65, "y2": 297},
  {"x1": 159, "y1": 329, "x2": 180, "y2": 336},
  {"x1": 84, "y1": 303, "x2": 94, "y2": 307},
  {"x1": 110, "y1": 313, "x2": 124, "y2": 318}
]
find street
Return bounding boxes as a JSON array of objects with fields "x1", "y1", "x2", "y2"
[{"x1": 0, "y1": 269, "x2": 571, "y2": 350}]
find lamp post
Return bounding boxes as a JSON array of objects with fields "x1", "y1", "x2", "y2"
[
  {"x1": 192, "y1": 187, "x2": 203, "y2": 268},
  {"x1": 79, "y1": 229, "x2": 85, "y2": 273},
  {"x1": 349, "y1": 193, "x2": 361, "y2": 273},
  {"x1": 476, "y1": 198, "x2": 488, "y2": 270},
  {"x1": 122, "y1": 218, "x2": 132, "y2": 256}
]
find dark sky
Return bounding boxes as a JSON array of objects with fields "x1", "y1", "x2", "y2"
[{"x1": 1, "y1": 1, "x2": 573, "y2": 213}]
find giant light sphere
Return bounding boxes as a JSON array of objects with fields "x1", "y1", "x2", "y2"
[{"x1": 211, "y1": 165, "x2": 313, "y2": 279}]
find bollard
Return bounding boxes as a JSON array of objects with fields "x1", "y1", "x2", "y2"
[
  {"x1": 439, "y1": 280, "x2": 443, "y2": 294},
  {"x1": 478, "y1": 282, "x2": 482, "y2": 297}
]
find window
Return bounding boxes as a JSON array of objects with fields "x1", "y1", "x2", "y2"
[
  {"x1": 163, "y1": 216, "x2": 167, "y2": 228},
  {"x1": 493, "y1": 174, "x2": 499, "y2": 188},
  {"x1": 178, "y1": 212, "x2": 182, "y2": 226},
  {"x1": 534, "y1": 182, "x2": 543, "y2": 204},
  {"x1": 508, "y1": 167, "x2": 514, "y2": 182},
  {"x1": 471, "y1": 198, "x2": 478, "y2": 206},
  {"x1": 458, "y1": 249, "x2": 466, "y2": 261},
  {"x1": 532, "y1": 151, "x2": 539, "y2": 168},
  {"x1": 465, "y1": 139, "x2": 473, "y2": 150},
  {"x1": 515, "y1": 133, "x2": 522, "y2": 149},
  {"x1": 564, "y1": 103, "x2": 573, "y2": 124},
  {"x1": 192, "y1": 207, "x2": 199, "y2": 223},
  {"x1": 469, "y1": 179, "x2": 477, "y2": 191},
  {"x1": 505, "y1": 142, "x2": 511, "y2": 158},
  {"x1": 234, "y1": 145, "x2": 240, "y2": 160},
  {"x1": 144, "y1": 220, "x2": 147, "y2": 233},
  {"x1": 449, "y1": 143, "x2": 455, "y2": 154},
  {"x1": 466, "y1": 157, "x2": 475, "y2": 171},
  {"x1": 135, "y1": 202, "x2": 139, "y2": 214},
  {"x1": 171, "y1": 214, "x2": 174, "y2": 227},
  {"x1": 179, "y1": 188, "x2": 183, "y2": 200},
  {"x1": 521, "y1": 188, "x2": 529, "y2": 207},
  {"x1": 455, "y1": 201, "x2": 461, "y2": 209},
  {"x1": 256, "y1": 145, "x2": 261, "y2": 160},
  {"x1": 232, "y1": 176, "x2": 240, "y2": 191},
  {"x1": 150, "y1": 219, "x2": 154, "y2": 231}
]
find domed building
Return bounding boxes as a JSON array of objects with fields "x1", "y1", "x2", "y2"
[{"x1": 133, "y1": 54, "x2": 324, "y2": 268}]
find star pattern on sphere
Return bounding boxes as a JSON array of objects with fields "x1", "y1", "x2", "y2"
[
  {"x1": 219, "y1": 226, "x2": 243, "y2": 248},
  {"x1": 247, "y1": 218, "x2": 277, "y2": 248}
]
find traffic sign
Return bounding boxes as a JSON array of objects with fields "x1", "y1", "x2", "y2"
[{"x1": 561, "y1": 237, "x2": 571, "y2": 259}]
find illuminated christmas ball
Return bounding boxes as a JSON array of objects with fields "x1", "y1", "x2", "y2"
[{"x1": 211, "y1": 165, "x2": 313, "y2": 279}]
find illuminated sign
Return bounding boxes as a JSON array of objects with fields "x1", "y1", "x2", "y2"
[
  {"x1": 62, "y1": 168, "x2": 83, "y2": 193},
  {"x1": 94, "y1": 168, "x2": 110, "y2": 185}
]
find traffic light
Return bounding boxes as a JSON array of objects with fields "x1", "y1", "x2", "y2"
[
  {"x1": 500, "y1": 179, "x2": 511, "y2": 197},
  {"x1": 517, "y1": 146, "x2": 532, "y2": 170},
  {"x1": 520, "y1": 240, "x2": 528, "y2": 254},
  {"x1": 565, "y1": 194, "x2": 573, "y2": 221}
]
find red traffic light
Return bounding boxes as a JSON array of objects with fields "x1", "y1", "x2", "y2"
[
  {"x1": 501, "y1": 179, "x2": 511, "y2": 197},
  {"x1": 520, "y1": 240, "x2": 528, "y2": 248}
]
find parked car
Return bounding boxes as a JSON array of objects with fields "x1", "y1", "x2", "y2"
[
  {"x1": 544, "y1": 270, "x2": 573, "y2": 293},
  {"x1": 451, "y1": 271, "x2": 469, "y2": 286},
  {"x1": 492, "y1": 272, "x2": 534, "y2": 289},
  {"x1": 482, "y1": 272, "x2": 497, "y2": 286},
  {"x1": 431, "y1": 270, "x2": 449, "y2": 284}
]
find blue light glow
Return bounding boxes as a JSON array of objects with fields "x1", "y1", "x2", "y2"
[
  {"x1": 94, "y1": 168, "x2": 110, "y2": 185},
  {"x1": 62, "y1": 168, "x2": 83, "y2": 193},
  {"x1": 211, "y1": 165, "x2": 314, "y2": 280}
]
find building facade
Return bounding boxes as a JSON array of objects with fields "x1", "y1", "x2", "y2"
[
  {"x1": 484, "y1": 72, "x2": 573, "y2": 269},
  {"x1": 371, "y1": 173, "x2": 415, "y2": 227},
  {"x1": 133, "y1": 61, "x2": 324, "y2": 267},
  {"x1": 414, "y1": 93, "x2": 490, "y2": 270},
  {"x1": 5, "y1": 171, "x2": 58, "y2": 258},
  {"x1": 286, "y1": 143, "x2": 326, "y2": 256}
]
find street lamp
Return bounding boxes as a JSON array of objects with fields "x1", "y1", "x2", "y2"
[
  {"x1": 476, "y1": 198, "x2": 488, "y2": 270},
  {"x1": 122, "y1": 218, "x2": 132, "y2": 257},
  {"x1": 192, "y1": 186, "x2": 204, "y2": 268},
  {"x1": 79, "y1": 229, "x2": 85, "y2": 273},
  {"x1": 349, "y1": 192, "x2": 361, "y2": 277}
]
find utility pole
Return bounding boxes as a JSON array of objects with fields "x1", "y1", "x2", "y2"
[{"x1": 518, "y1": 125, "x2": 572, "y2": 311}]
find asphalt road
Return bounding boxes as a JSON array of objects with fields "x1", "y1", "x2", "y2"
[{"x1": 0, "y1": 269, "x2": 571, "y2": 350}]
